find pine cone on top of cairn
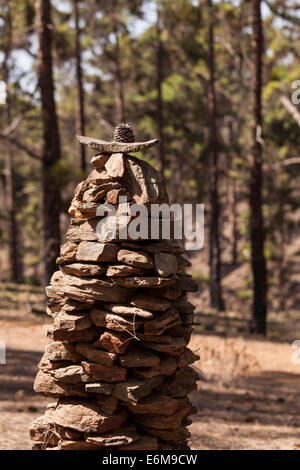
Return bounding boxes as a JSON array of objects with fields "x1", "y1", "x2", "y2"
[
  {"x1": 29, "y1": 124, "x2": 200, "y2": 450},
  {"x1": 113, "y1": 123, "x2": 135, "y2": 143}
]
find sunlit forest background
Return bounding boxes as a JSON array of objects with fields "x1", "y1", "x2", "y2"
[{"x1": 0, "y1": 0, "x2": 300, "y2": 450}]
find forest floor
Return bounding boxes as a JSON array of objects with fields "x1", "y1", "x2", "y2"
[{"x1": 0, "y1": 282, "x2": 300, "y2": 450}]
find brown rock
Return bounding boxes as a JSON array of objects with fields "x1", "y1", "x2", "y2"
[
  {"x1": 76, "y1": 241, "x2": 118, "y2": 262},
  {"x1": 133, "y1": 398, "x2": 193, "y2": 429},
  {"x1": 146, "y1": 286, "x2": 182, "y2": 300},
  {"x1": 104, "y1": 303, "x2": 153, "y2": 319},
  {"x1": 142, "y1": 426, "x2": 190, "y2": 444},
  {"x1": 53, "y1": 311, "x2": 92, "y2": 331},
  {"x1": 132, "y1": 356, "x2": 177, "y2": 379},
  {"x1": 123, "y1": 155, "x2": 168, "y2": 205},
  {"x1": 106, "y1": 265, "x2": 142, "y2": 277},
  {"x1": 156, "y1": 366, "x2": 198, "y2": 397},
  {"x1": 119, "y1": 346, "x2": 159, "y2": 368},
  {"x1": 117, "y1": 249, "x2": 153, "y2": 269},
  {"x1": 178, "y1": 347, "x2": 200, "y2": 368},
  {"x1": 66, "y1": 219, "x2": 99, "y2": 242},
  {"x1": 173, "y1": 298, "x2": 195, "y2": 314},
  {"x1": 48, "y1": 326, "x2": 99, "y2": 342},
  {"x1": 53, "y1": 397, "x2": 127, "y2": 433},
  {"x1": 96, "y1": 394, "x2": 119, "y2": 415},
  {"x1": 45, "y1": 342, "x2": 83, "y2": 362},
  {"x1": 50, "y1": 365, "x2": 86, "y2": 384},
  {"x1": 86, "y1": 427, "x2": 139, "y2": 447},
  {"x1": 141, "y1": 336, "x2": 186, "y2": 355},
  {"x1": 144, "y1": 308, "x2": 181, "y2": 335},
  {"x1": 84, "y1": 384, "x2": 112, "y2": 396},
  {"x1": 58, "y1": 440, "x2": 103, "y2": 450},
  {"x1": 94, "y1": 331, "x2": 132, "y2": 354},
  {"x1": 112, "y1": 376, "x2": 164, "y2": 403},
  {"x1": 76, "y1": 135, "x2": 159, "y2": 154},
  {"x1": 56, "y1": 241, "x2": 78, "y2": 264},
  {"x1": 82, "y1": 361, "x2": 126, "y2": 383},
  {"x1": 90, "y1": 153, "x2": 110, "y2": 168},
  {"x1": 177, "y1": 275, "x2": 198, "y2": 293},
  {"x1": 29, "y1": 410, "x2": 58, "y2": 445},
  {"x1": 113, "y1": 277, "x2": 175, "y2": 289},
  {"x1": 154, "y1": 253, "x2": 178, "y2": 277},
  {"x1": 90, "y1": 309, "x2": 142, "y2": 334},
  {"x1": 105, "y1": 153, "x2": 125, "y2": 178},
  {"x1": 83, "y1": 182, "x2": 121, "y2": 202},
  {"x1": 130, "y1": 293, "x2": 171, "y2": 312},
  {"x1": 106, "y1": 188, "x2": 130, "y2": 205},
  {"x1": 60, "y1": 263, "x2": 106, "y2": 277},
  {"x1": 76, "y1": 342, "x2": 116, "y2": 366},
  {"x1": 87, "y1": 168, "x2": 112, "y2": 185},
  {"x1": 54, "y1": 423, "x2": 83, "y2": 441},
  {"x1": 118, "y1": 435, "x2": 158, "y2": 450},
  {"x1": 34, "y1": 371, "x2": 87, "y2": 398},
  {"x1": 127, "y1": 394, "x2": 179, "y2": 416},
  {"x1": 49, "y1": 271, "x2": 132, "y2": 304}
]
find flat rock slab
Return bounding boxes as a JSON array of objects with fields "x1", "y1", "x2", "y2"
[
  {"x1": 90, "y1": 309, "x2": 142, "y2": 334},
  {"x1": 118, "y1": 435, "x2": 158, "y2": 450},
  {"x1": 118, "y1": 346, "x2": 159, "y2": 368},
  {"x1": 104, "y1": 303, "x2": 153, "y2": 319},
  {"x1": 34, "y1": 371, "x2": 87, "y2": 398},
  {"x1": 45, "y1": 342, "x2": 84, "y2": 362},
  {"x1": 82, "y1": 361, "x2": 126, "y2": 383},
  {"x1": 53, "y1": 311, "x2": 92, "y2": 332},
  {"x1": 133, "y1": 399, "x2": 193, "y2": 430},
  {"x1": 127, "y1": 394, "x2": 180, "y2": 416},
  {"x1": 85, "y1": 383, "x2": 113, "y2": 395},
  {"x1": 141, "y1": 426, "x2": 190, "y2": 444},
  {"x1": 105, "y1": 153, "x2": 125, "y2": 178},
  {"x1": 112, "y1": 376, "x2": 164, "y2": 403},
  {"x1": 53, "y1": 397, "x2": 127, "y2": 433},
  {"x1": 58, "y1": 440, "x2": 103, "y2": 450},
  {"x1": 141, "y1": 336, "x2": 186, "y2": 355},
  {"x1": 60, "y1": 263, "x2": 106, "y2": 277},
  {"x1": 106, "y1": 265, "x2": 142, "y2": 277},
  {"x1": 50, "y1": 365, "x2": 86, "y2": 384},
  {"x1": 156, "y1": 366, "x2": 199, "y2": 397},
  {"x1": 154, "y1": 252, "x2": 178, "y2": 277},
  {"x1": 76, "y1": 342, "x2": 116, "y2": 366},
  {"x1": 143, "y1": 308, "x2": 181, "y2": 335},
  {"x1": 76, "y1": 241, "x2": 119, "y2": 262},
  {"x1": 86, "y1": 427, "x2": 139, "y2": 447},
  {"x1": 130, "y1": 293, "x2": 171, "y2": 312},
  {"x1": 113, "y1": 277, "x2": 176, "y2": 289},
  {"x1": 76, "y1": 135, "x2": 159, "y2": 153},
  {"x1": 29, "y1": 411, "x2": 58, "y2": 446},
  {"x1": 66, "y1": 219, "x2": 99, "y2": 242},
  {"x1": 132, "y1": 356, "x2": 177, "y2": 379},
  {"x1": 94, "y1": 330, "x2": 133, "y2": 354},
  {"x1": 173, "y1": 298, "x2": 195, "y2": 314},
  {"x1": 47, "y1": 325, "x2": 99, "y2": 342},
  {"x1": 117, "y1": 249, "x2": 153, "y2": 269},
  {"x1": 49, "y1": 271, "x2": 132, "y2": 304}
]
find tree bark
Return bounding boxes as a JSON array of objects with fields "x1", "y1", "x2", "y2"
[
  {"x1": 2, "y1": 1, "x2": 23, "y2": 283},
  {"x1": 112, "y1": 0, "x2": 125, "y2": 124},
  {"x1": 73, "y1": 0, "x2": 86, "y2": 172},
  {"x1": 249, "y1": 0, "x2": 267, "y2": 334},
  {"x1": 35, "y1": 0, "x2": 61, "y2": 286},
  {"x1": 206, "y1": 0, "x2": 224, "y2": 311},
  {"x1": 156, "y1": 4, "x2": 165, "y2": 174}
]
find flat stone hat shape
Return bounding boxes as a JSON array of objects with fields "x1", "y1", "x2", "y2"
[{"x1": 76, "y1": 123, "x2": 159, "y2": 154}]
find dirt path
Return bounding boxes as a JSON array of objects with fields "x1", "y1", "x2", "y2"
[{"x1": 0, "y1": 311, "x2": 300, "y2": 450}]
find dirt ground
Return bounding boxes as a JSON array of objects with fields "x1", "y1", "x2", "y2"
[{"x1": 0, "y1": 304, "x2": 300, "y2": 450}]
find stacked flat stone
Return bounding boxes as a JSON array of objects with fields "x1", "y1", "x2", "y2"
[{"x1": 29, "y1": 126, "x2": 199, "y2": 450}]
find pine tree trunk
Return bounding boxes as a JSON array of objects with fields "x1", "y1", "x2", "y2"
[
  {"x1": 156, "y1": 5, "x2": 165, "y2": 174},
  {"x1": 2, "y1": 2, "x2": 23, "y2": 283},
  {"x1": 206, "y1": 0, "x2": 224, "y2": 311},
  {"x1": 249, "y1": 0, "x2": 267, "y2": 334},
  {"x1": 112, "y1": 0, "x2": 125, "y2": 124},
  {"x1": 73, "y1": 0, "x2": 86, "y2": 172},
  {"x1": 35, "y1": 0, "x2": 61, "y2": 286}
]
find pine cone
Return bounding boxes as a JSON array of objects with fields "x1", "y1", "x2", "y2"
[{"x1": 113, "y1": 123, "x2": 135, "y2": 143}]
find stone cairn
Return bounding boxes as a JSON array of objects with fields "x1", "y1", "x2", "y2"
[{"x1": 29, "y1": 124, "x2": 199, "y2": 450}]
